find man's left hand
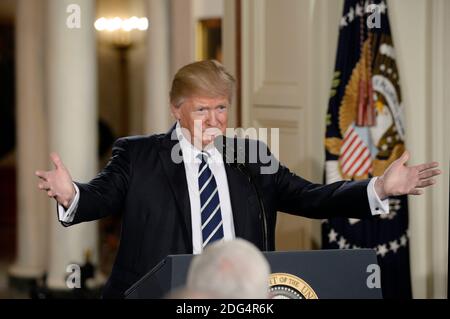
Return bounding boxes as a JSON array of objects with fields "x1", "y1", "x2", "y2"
[{"x1": 374, "y1": 151, "x2": 441, "y2": 200}]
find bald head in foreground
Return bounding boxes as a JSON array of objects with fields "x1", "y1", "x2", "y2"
[{"x1": 170, "y1": 239, "x2": 270, "y2": 299}]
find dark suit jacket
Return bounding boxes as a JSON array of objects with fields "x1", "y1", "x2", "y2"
[{"x1": 64, "y1": 126, "x2": 373, "y2": 298}]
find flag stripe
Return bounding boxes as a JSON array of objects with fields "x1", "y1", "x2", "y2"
[
  {"x1": 342, "y1": 140, "x2": 363, "y2": 169},
  {"x1": 346, "y1": 148, "x2": 370, "y2": 176},
  {"x1": 341, "y1": 132, "x2": 359, "y2": 159}
]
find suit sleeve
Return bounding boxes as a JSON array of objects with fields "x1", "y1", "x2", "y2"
[
  {"x1": 272, "y1": 160, "x2": 373, "y2": 220},
  {"x1": 63, "y1": 137, "x2": 132, "y2": 226}
]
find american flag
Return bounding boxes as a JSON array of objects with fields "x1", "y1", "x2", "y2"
[
  {"x1": 322, "y1": 0, "x2": 412, "y2": 298},
  {"x1": 339, "y1": 125, "x2": 372, "y2": 177}
]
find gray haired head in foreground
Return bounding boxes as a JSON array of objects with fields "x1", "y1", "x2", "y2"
[{"x1": 186, "y1": 238, "x2": 271, "y2": 299}]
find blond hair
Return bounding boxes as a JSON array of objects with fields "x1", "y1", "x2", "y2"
[{"x1": 170, "y1": 60, "x2": 235, "y2": 107}]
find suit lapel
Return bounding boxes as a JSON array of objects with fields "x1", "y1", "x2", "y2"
[
  {"x1": 224, "y1": 163, "x2": 250, "y2": 238},
  {"x1": 158, "y1": 128, "x2": 193, "y2": 247},
  {"x1": 217, "y1": 135, "x2": 252, "y2": 238}
]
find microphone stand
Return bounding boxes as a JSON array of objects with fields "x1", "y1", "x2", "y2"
[
  {"x1": 216, "y1": 135, "x2": 269, "y2": 251},
  {"x1": 236, "y1": 163, "x2": 269, "y2": 252}
]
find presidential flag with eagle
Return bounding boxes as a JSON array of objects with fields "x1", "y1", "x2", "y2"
[{"x1": 322, "y1": 0, "x2": 412, "y2": 298}]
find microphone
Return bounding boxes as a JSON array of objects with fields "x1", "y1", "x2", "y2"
[{"x1": 214, "y1": 136, "x2": 269, "y2": 251}]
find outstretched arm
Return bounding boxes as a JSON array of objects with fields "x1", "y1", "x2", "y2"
[
  {"x1": 273, "y1": 150, "x2": 441, "y2": 219},
  {"x1": 35, "y1": 138, "x2": 131, "y2": 225}
]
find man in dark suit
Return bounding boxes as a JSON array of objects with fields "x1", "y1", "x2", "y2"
[{"x1": 36, "y1": 60, "x2": 441, "y2": 298}]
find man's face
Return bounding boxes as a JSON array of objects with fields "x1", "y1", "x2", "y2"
[{"x1": 171, "y1": 96, "x2": 229, "y2": 148}]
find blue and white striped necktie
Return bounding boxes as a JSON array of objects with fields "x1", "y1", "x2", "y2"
[{"x1": 198, "y1": 152, "x2": 224, "y2": 247}]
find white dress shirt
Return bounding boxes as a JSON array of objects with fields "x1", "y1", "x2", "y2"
[
  {"x1": 175, "y1": 123, "x2": 235, "y2": 254},
  {"x1": 58, "y1": 124, "x2": 390, "y2": 250}
]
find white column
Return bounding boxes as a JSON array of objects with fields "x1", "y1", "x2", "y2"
[
  {"x1": 46, "y1": 0, "x2": 99, "y2": 290},
  {"x1": 9, "y1": 0, "x2": 49, "y2": 282},
  {"x1": 143, "y1": 0, "x2": 172, "y2": 134},
  {"x1": 389, "y1": 0, "x2": 431, "y2": 298},
  {"x1": 430, "y1": 0, "x2": 449, "y2": 299}
]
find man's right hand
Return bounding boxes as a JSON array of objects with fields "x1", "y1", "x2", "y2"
[{"x1": 35, "y1": 152, "x2": 75, "y2": 209}]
